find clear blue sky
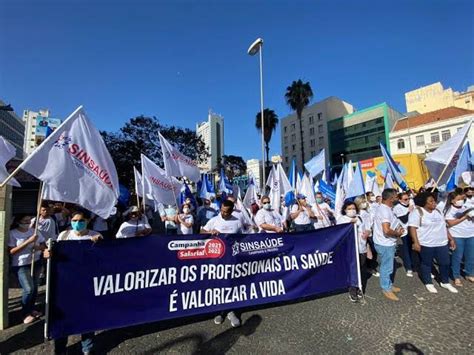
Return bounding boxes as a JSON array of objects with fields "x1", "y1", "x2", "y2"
[{"x1": 1, "y1": 0, "x2": 473, "y2": 161}]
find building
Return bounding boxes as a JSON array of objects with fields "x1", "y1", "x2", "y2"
[
  {"x1": 280, "y1": 96, "x2": 354, "y2": 172},
  {"x1": 246, "y1": 159, "x2": 262, "y2": 189},
  {"x1": 196, "y1": 110, "x2": 224, "y2": 171},
  {"x1": 328, "y1": 102, "x2": 403, "y2": 166},
  {"x1": 405, "y1": 82, "x2": 474, "y2": 114},
  {"x1": 389, "y1": 107, "x2": 474, "y2": 155},
  {"x1": 0, "y1": 100, "x2": 25, "y2": 159},
  {"x1": 22, "y1": 108, "x2": 62, "y2": 156}
]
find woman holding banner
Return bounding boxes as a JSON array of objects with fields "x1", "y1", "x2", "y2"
[
  {"x1": 116, "y1": 206, "x2": 152, "y2": 239},
  {"x1": 9, "y1": 214, "x2": 46, "y2": 324}
]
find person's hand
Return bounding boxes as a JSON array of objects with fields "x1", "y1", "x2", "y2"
[
  {"x1": 27, "y1": 234, "x2": 38, "y2": 244},
  {"x1": 449, "y1": 239, "x2": 456, "y2": 251},
  {"x1": 396, "y1": 227, "x2": 405, "y2": 237},
  {"x1": 43, "y1": 249, "x2": 51, "y2": 259},
  {"x1": 275, "y1": 227, "x2": 284, "y2": 233},
  {"x1": 350, "y1": 218, "x2": 357, "y2": 224},
  {"x1": 412, "y1": 243, "x2": 421, "y2": 252},
  {"x1": 211, "y1": 229, "x2": 220, "y2": 237},
  {"x1": 91, "y1": 235, "x2": 103, "y2": 243}
]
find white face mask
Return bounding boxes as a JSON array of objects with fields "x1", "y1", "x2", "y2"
[
  {"x1": 454, "y1": 200, "x2": 464, "y2": 207},
  {"x1": 360, "y1": 202, "x2": 367, "y2": 209},
  {"x1": 369, "y1": 196, "x2": 376, "y2": 202},
  {"x1": 263, "y1": 203, "x2": 272, "y2": 210},
  {"x1": 346, "y1": 210, "x2": 357, "y2": 218}
]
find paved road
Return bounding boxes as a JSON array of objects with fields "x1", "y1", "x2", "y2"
[{"x1": 1, "y1": 259, "x2": 473, "y2": 354}]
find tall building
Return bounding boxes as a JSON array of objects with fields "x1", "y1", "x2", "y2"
[
  {"x1": 328, "y1": 102, "x2": 403, "y2": 165},
  {"x1": 22, "y1": 108, "x2": 62, "y2": 156},
  {"x1": 405, "y1": 82, "x2": 474, "y2": 114},
  {"x1": 280, "y1": 96, "x2": 354, "y2": 172},
  {"x1": 196, "y1": 110, "x2": 224, "y2": 171},
  {"x1": 246, "y1": 159, "x2": 262, "y2": 189},
  {"x1": 0, "y1": 100, "x2": 25, "y2": 159},
  {"x1": 389, "y1": 107, "x2": 474, "y2": 155}
]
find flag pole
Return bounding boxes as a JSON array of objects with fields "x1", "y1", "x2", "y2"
[
  {"x1": 44, "y1": 238, "x2": 53, "y2": 340},
  {"x1": 353, "y1": 225, "x2": 363, "y2": 294},
  {"x1": 31, "y1": 181, "x2": 44, "y2": 277}
]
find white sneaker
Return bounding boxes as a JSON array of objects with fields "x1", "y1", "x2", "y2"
[
  {"x1": 372, "y1": 271, "x2": 380, "y2": 277},
  {"x1": 425, "y1": 284, "x2": 438, "y2": 293},
  {"x1": 406, "y1": 270, "x2": 413, "y2": 277},
  {"x1": 431, "y1": 273, "x2": 435, "y2": 279},
  {"x1": 214, "y1": 315, "x2": 224, "y2": 325},
  {"x1": 227, "y1": 311, "x2": 241, "y2": 328},
  {"x1": 440, "y1": 283, "x2": 458, "y2": 293}
]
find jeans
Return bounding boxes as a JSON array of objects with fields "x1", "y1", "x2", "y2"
[
  {"x1": 451, "y1": 237, "x2": 474, "y2": 279},
  {"x1": 419, "y1": 245, "x2": 450, "y2": 284},
  {"x1": 294, "y1": 223, "x2": 314, "y2": 232},
  {"x1": 54, "y1": 333, "x2": 94, "y2": 354},
  {"x1": 374, "y1": 244, "x2": 396, "y2": 292},
  {"x1": 401, "y1": 236, "x2": 414, "y2": 272},
  {"x1": 14, "y1": 264, "x2": 40, "y2": 317}
]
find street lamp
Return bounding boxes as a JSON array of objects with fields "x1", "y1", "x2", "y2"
[
  {"x1": 247, "y1": 37, "x2": 266, "y2": 192},
  {"x1": 340, "y1": 153, "x2": 345, "y2": 165}
]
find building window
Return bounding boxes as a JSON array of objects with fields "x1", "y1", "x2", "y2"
[
  {"x1": 284, "y1": 146, "x2": 288, "y2": 154},
  {"x1": 284, "y1": 136, "x2": 288, "y2": 144},
  {"x1": 317, "y1": 113, "x2": 322, "y2": 121},
  {"x1": 397, "y1": 139, "x2": 405, "y2": 150},
  {"x1": 416, "y1": 135, "x2": 425, "y2": 147},
  {"x1": 318, "y1": 124, "x2": 323, "y2": 133},
  {"x1": 309, "y1": 116, "x2": 314, "y2": 124},
  {"x1": 310, "y1": 139, "x2": 315, "y2": 147},
  {"x1": 309, "y1": 127, "x2": 315, "y2": 136},
  {"x1": 441, "y1": 130, "x2": 451, "y2": 141},
  {"x1": 292, "y1": 144, "x2": 296, "y2": 151},
  {"x1": 376, "y1": 118, "x2": 382, "y2": 124},
  {"x1": 291, "y1": 123, "x2": 296, "y2": 131},
  {"x1": 285, "y1": 157, "x2": 288, "y2": 163},
  {"x1": 284, "y1": 127, "x2": 287, "y2": 133},
  {"x1": 319, "y1": 136, "x2": 324, "y2": 145},
  {"x1": 430, "y1": 132, "x2": 440, "y2": 144},
  {"x1": 291, "y1": 134, "x2": 296, "y2": 142}
]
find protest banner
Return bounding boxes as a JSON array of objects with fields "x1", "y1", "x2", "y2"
[{"x1": 46, "y1": 223, "x2": 359, "y2": 339}]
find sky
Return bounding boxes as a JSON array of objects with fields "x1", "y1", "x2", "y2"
[{"x1": 1, "y1": 0, "x2": 473, "y2": 162}]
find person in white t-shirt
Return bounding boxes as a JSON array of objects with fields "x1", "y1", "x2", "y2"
[
  {"x1": 444, "y1": 188, "x2": 474, "y2": 286},
  {"x1": 290, "y1": 194, "x2": 316, "y2": 232},
  {"x1": 254, "y1": 196, "x2": 284, "y2": 233},
  {"x1": 31, "y1": 205, "x2": 58, "y2": 241},
  {"x1": 393, "y1": 192, "x2": 415, "y2": 277},
  {"x1": 312, "y1": 192, "x2": 333, "y2": 229},
  {"x1": 373, "y1": 188, "x2": 405, "y2": 301},
  {"x1": 337, "y1": 201, "x2": 370, "y2": 302},
  {"x1": 9, "y1": 214, "x2": 46, "y2": 324},
  {"x1": 116, "y1": 206, "x2": 152, "y2": 239},
  {"x1": 409, "y1": 192, "x2": 458, "y2": 294},
  {"x1": 177, "y1": 204, "x2": 194, "y2": 235},
  {"x1": 201, "y1": 200, "x2": 242, "y2": 328}
]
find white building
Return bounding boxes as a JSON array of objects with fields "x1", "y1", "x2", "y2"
[
  {"x1": 280, "y1": 96, "x2": 354, "y2": 172},
  {"x1": 0, "y1": 100, "x2": 24, "y2": 159},
  {"x1": 389, "y1": 107, "x2": 474, "y2": 155},
  {"x1": 246, "y1": 159, "x2": 262, "y2": 189},
  {"x1": 196, "y1": 110, "x2": 224, "y2": 171},
  {"x1": 22, "y1": 108, "x2": 61, "y2": 156}
]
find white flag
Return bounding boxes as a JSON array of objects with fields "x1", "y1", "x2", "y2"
[
  {"x1": 364, "y1": 173, "x2": 376, "y2": 193},
  {"x1": 141, "y1": 154, "x2": 182, "y2": 206},
  {"x1": 19, "y1": 106, "x2": 119, "y2": 218},
  {"x1": 243, "y1": 179, "x2": 259, "y2": 209},
  {"x1": 266, "y1": 165, "x2": 281, "y2": 211},
  {"x1": 0, "y1": 136, "x2": 21, "y2": 187},
  {"x1": 159, "y1": 132, "x2": 200, "y2": 182},
  {"x1": 133, "y1": 166, "x2": 155, "y2": 205},
  {"x1": 300, "y1": 173, "x2": 316, "y2": 206}
]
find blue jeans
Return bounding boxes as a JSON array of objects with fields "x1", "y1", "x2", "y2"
[
  {"x1": 451, "y1": 237, "x2": 474, "y2": 279},
  {"x1": 54, "y1": 333, "x2": 94, "y2": 354},
  {"x1": 419, "y1": 245, "x2": 450, "y2": 284},
  {"x1": 401, "y1": 236, "x2": 414, "y2": 272},
  {"x1": 14, "y1": 264, "x2": 40, "y2": 317},
  {"x1": 374, "y1": 244, "x2": 396, "y2": 292}
]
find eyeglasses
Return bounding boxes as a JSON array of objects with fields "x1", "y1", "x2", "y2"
[
  {"x1": 72, "y1": 219, "x2": 86, "y2": 222},
  {"x1": 401, "y1": 199, "x2": 409, "y2": 202}
]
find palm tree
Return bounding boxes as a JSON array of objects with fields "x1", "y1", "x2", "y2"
[
  {"x1": 285, "y1": 79, "x2": 313, "y2": 165},
  {"x1": 255, "y1": 108, "x2": 279, "y2": 169}
]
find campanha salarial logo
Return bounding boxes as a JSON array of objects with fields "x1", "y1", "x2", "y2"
[
  {"x1": 168, "y1": 239, "x2": 225, "y2": 260},
  {"x1": 232, "y1": 237, "x2": 284, "y2": 256}
]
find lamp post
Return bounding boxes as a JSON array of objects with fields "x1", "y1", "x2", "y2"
[
  {"x1": 340, "y1": 153, "x2": 345, "y2": 165},
  {"x1": 247, "y1": 37, "x2": 265, "y2": 192}
]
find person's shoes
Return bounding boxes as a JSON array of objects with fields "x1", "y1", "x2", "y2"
[
  {"x1": 440, "y1": 283, "x2": 458, "y2": 293},
  {"x1": 425, "y1": 284, "x2": 438, "y2": 293},
  {"x1": 349, "y1": 293, "x2": 359, "y2": 302},
  {"x1": 431, "y1": 273, "x2": 435, "y2": 279},
  {"x1": 227, "y1": 311, "x2": 241, "y2": 327},
  {"x1": 214, "y1": 315, "x2": 224, "y2": 325},
  {"x1": 406, "y1": 270, "x2": 413, "y2": 277},
  {"x1": 454, "y1": 278, "x2": 463, "y2": 287},
  {"x1": 391, "y1": 286, "x2": 401, "y2": 293},
  {"x1": 465, "y1": 276, "x2": 474, "y2": 283},
  {"x1": 31, "y1": 310, "x2": 42, "y2": 318},
  {"x1": 383, "y1": 291, "x2": 399, "y2": 301},
  {"x1": 23, "y1": 315, "x2": 36, "y2": 324},
  {"x1": 372, "y1": 271, "x2": 380, "y2": 277},
  {"x1": 356, "y1": 289, "x2": 363, "y2": 299}
]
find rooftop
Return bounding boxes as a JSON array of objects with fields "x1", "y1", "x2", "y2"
[{"x1": 392, "y1": 107, "x2": 474, "y2": 132}]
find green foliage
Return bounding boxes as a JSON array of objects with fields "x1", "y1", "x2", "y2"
[{"x1": 255, "y1": 108, "x2": 279, "y2": 166}]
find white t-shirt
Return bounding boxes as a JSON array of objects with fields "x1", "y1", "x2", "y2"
[
  {"x1": 368, "y1": 202, "x2": 379, "y2": 221},
  {"x1": 373, "y1": 204, "x2": 398, "y2": 247},
  {"x1": 290, "y1": 205, "x2": 312, "y2": 225},
  {"x1": 255, "y1": 209, "x2": 283, "y2": 233},
  {"x1": 408, "y1": 208, "x2": 448, "y2": 247},
  {"x1": 203, "y1": 214, "x2": 242, "y2": 234},
  {"x1": 311, "y1": 202, "x2": 332, "y2": 229},
  {"x1": 359, "y1": 209, "x2": 373, "y2": 230},
  {"x1": 161, "y1": 207, "x2": 177, "y2": 229},
  {"x1": 116, "y1": 218, "x2": 151, "y2": 238},
  {"x1": 32, "y1": 216, "x2": 58, "y2": 241},
  {"x1": 445, "y1": 206, "x2": 474, "y2": 238},
  {"x1": 178, "y1": 214, "x2": 194, "y2": 235},
  {"x1": 58, "y1": 229, "x2": 103, "y2": 241},
  {"x1": 8, "y1": 228, "x2": 45, "y2": 267},
  {"x1": 336, "y1": 215, "x2": 367, "y2": 253},
  {"x1": 393, "y1": 203, "x2": 410, "y2": 237}
]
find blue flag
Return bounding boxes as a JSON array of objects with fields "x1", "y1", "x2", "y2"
[
  {"x1": 180, "y1": 181, "x2": 197, "y2": 210},
  {"x1": 218, "y1": 169, "x2": 233, "y2": 197},
  {"x1": 285, "y1": 158, "x2": 297, "y2": 206},
  {"x1": 346, "y1": 162, "x2": 365, "y2": 199},
  {"x1": 304, "y1": 149, "x2": 326, "y2": 178},
  {"x1": 379, "y1": 142, "x2": 407, "y2": 190}
]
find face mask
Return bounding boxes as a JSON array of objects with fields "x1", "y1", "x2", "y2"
[
  {"x1": 454, "y1": 200, "x2": 464, "y2": 208},
  {"x1": 19, "y1": 223, "x2": 30, "y2": 229},
  {"x1": 346, "y1": 210, "x2": 357, "y2": 218},
  {"x1": 263, "y1": 203, "x2": 272, "y2": 210},
  {"x1": 183, "y1": 208, "x2": 190, "y2": 214},
  {"x1": 360, "y1": 202, "x2": 367, "y2": 209},
  {"x1": 369, "y1": 196, "x2": 376, "y2": 202},
  {"x1": 71, "y1": 221, "x2": 87, "y2": 232},
  {"x1": 316, "y1": 198, "x2": 323, "y2": 204}
]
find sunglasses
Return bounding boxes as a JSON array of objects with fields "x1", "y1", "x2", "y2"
[{"x1": 262, "y1": 201, "x2": 270, "y2": 205}]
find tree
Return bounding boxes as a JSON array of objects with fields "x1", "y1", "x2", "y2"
[
  {"x1": 285, "y1": 79, "x2": 313, "y2": 165},
  {"x1": 222, "y1": 155, "x2": 247, "y2": 179},
  {"x1": 255, "y1": 108, "x2": 279, "y2": 169},
  {"x1": 101, "y1": 115, "x2": 208, "y2": 188}
]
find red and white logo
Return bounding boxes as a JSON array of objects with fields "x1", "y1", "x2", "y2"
[{"x1": 168, "y1": 239, "x2": 225, "y2": 260}]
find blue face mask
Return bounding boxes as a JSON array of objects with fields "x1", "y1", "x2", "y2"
[{"x1": 71, "y1": 221, "x2": 87, "y2": 232}]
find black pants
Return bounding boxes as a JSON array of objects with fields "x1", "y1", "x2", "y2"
[{"x1": 349, "y1": 253, "x2": 368, "y2": 295}]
